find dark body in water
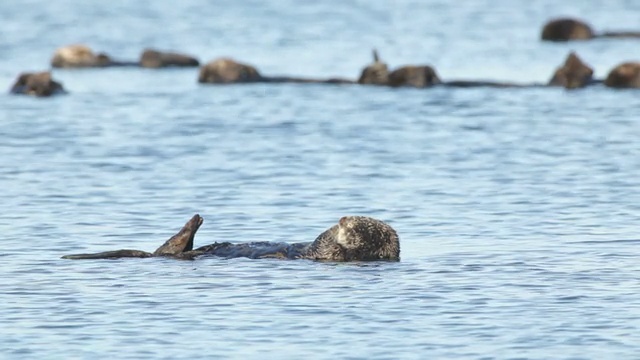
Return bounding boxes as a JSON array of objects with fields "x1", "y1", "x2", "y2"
[{"x1": 62, "y1": 214, "x2": 400, "y2": 262}]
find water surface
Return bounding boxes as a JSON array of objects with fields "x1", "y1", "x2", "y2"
[{"x1": 1, "y1": 1, "x2": 640, "y2": 359}]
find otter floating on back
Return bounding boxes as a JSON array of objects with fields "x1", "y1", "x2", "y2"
[{"x1": 61, "y1": 215, "x2": 400, "y2": 262}]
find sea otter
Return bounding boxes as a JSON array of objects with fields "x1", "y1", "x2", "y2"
[
  {"x1": 51, "y1": 44, "x2": 199, "y2": 68},
  {"x1": 357, "y1": 49, "x2": 390, "y2": 85},
  {"x1": 50, "y1": 44, "x2": 132, "y2": 68},
  {"x1": 197, "y1": 58, "x2": 354, "y2": 84},
  {"x1": 541, "y1": 17, "x2": 640, "y2": 42},
  {"x1": 548, "y1": 52, "x2": 595, "y2": 89},
  {"x1": 10, "y1": 71, "x2": 66, "y2": 97},
  {"x1": 356, "y1": 50, "x2": 533, "y2": 88},
  {"x1": 139, "y1": 49, "x2": 200, "y2": 68},
  {"x1": 61, "y1": 214, "x2": 400, "y2": 261}
]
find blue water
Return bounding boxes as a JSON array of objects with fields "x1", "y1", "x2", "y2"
[{"x1": 2, "y1": 0, "x2": 640, "y2": 359}]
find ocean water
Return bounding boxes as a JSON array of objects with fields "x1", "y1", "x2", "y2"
[{"x1": 1, "y1": 0, "x2": 640, "y2": 359}]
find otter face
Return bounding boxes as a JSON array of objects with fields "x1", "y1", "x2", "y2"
[
  {"x1": 307, "y1": 216, "x2": 400, "y2": 261},
  {"x1": 335, "y1": 216, "x2": 400, "y2": 261}
]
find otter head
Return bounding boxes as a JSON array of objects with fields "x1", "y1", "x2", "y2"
[
  {"x1": 140, "y1": 49, "x2": 200, "y2": 68},
  {"x1": 335, "y1": 216, "x2": 400, "y2": 261}
]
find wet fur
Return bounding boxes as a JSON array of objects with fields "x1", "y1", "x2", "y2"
[{"x1": 62, "y1": 215, "x2": 400, "y2": 262}]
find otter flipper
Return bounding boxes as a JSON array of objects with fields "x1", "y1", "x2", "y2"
[
  {"x1": 61, "y1": 249, "x2": 153, "y2": 260},
  {"x1": 153, "y1": 214, "x2": 203, "y2": 256},
  {"x1": 62, "y1": 214, "x2": 203, "y2": 260}
]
